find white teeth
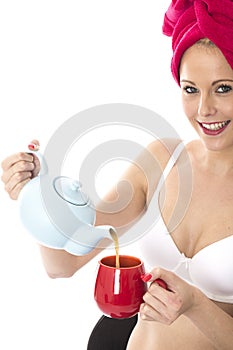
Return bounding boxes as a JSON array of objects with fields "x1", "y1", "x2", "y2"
[{"x1": 201, "y1": 121, "x2": 229, "y2": 131}]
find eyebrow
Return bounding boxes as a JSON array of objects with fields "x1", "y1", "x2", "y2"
[
  {"x1": 180, "y1": 79, "x2": 233, "y2": 86},
  {"x1": 180, "y1": 79, "x2": 196, "y2": 85}
]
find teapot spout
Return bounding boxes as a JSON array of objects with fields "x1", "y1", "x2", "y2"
[
  {"x1": 94, "y1": 225, "x2": 117, "y2": 241},
  {"x1": 63, "y1": 224, "x2": 117, "y2": 256}
]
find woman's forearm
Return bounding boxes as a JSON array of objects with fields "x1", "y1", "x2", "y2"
[
  {"x1": 39, "y1": 244, "x2": 102, "y2": 278},
  {"x1": 185, "y1": 290, "x2": 233, "y2": 349}
]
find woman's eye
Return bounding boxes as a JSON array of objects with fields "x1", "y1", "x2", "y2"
[
  {"x1": 216, "y1": 84, "x2": 232, "y2": 93},
  {"x1": 183, "y1": 86, "x2": 198, "y2": 94}
]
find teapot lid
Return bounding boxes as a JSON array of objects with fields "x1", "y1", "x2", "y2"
[{"x1": 53, "y1": 176, "x2": 89, "y2": 206}]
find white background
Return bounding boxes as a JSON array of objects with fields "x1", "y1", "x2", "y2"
[{"x1": 0, "y1": 1, "x2": 197, "y2": 349}]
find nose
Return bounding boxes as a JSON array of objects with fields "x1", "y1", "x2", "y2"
[{"x1": 198, "y1": 94, "x2": 217, "y2": 118}]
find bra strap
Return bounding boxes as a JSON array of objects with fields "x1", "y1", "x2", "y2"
[{"x1": 155, "y1": 141, "x2": 186, "y2": 195}]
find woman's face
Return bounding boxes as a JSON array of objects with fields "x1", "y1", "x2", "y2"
[{"x1": 180, "y1": 44, "x2": 233, "y2": 151}]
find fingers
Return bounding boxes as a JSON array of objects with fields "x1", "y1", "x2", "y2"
[
  {"x1": 141, "y1": 282, "x2": 170, "y2": 322},
  {"x1": 1, "y1": 141, "x2": 41, "y2": 200},
  {"x1": 28, "y1": 139, "x2": 40, "y2": 151},
  {"x1": 142, "y1": 287, "x2": 167, "y2": 321},
  {"x1": 140, "y1": 268, "x2": 186, "y2": 324},
  {"x1": 1, "y1": 155, "x2": 35, "y2": 200},
  {"x1": 7, "y1": 178, "x2": 32, "y2": 200},
  {"x1": 29, "y1": 139, "x2": 40, "y2": 148},
  {"x1": 143, "y1": 281, "x2": 170, "y2": 311},
  {"x1": 27, "y1": 140, "x2": 40, "y2": 178},
  {"x1": 3, "y1": 166, "x2": 33, "y2": 194},
  {"x1": 1, "y1": 153, "x2": 34, "y2": 182},
  {"x1": 31, "y1": 154, "x2": 40, "y2": 178},
  {"x1": 1, "y1": 152, "x2": 33, "y2": 170},
  {"x1": 141, "y1": 282, "x2": 181, "y2": 324},
  {"x1": 143, "y1": 267, "x2": 180, "y2": 292},
  {"x1": 139, "y1": 303, "x2": 157, "y2": 322},
  {"x1": 140, "y1": 302, "x2": 169, "y2": 323}
]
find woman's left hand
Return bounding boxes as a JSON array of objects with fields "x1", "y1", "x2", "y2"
[{"x1": 140, "y1": 267, "x2": 199, "y2": 324}]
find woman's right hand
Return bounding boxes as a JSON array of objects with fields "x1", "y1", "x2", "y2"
[{"x1": 1, "y1": 140, "x2": 41, "y2": 200}]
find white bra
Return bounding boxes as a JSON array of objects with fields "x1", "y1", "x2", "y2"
[{"x1": 139, "y1": 142, "x2": 233, "y2": 303}]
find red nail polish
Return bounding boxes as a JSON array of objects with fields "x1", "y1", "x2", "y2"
[
  {"x1": 141, "y1": 273, "x2": 153, "y2": 282},
  {"x1": 28, "y1": 143, "x2": 39, "y2": 151}
]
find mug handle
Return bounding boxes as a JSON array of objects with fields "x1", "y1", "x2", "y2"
[
  {"x1": 155, "y1": 278, "x2": 168, "y2": 290},
  {"x1": 141, "y1": 274, "x2": 168, "y2": 290}
]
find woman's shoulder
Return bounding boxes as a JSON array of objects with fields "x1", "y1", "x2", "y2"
[
  {"x1": 142, "y1": 138, "x2": 185, "y2": 197},
  {"x1": 146, "y1": 138, "x2": 202, "y2": 169},
  {"x1": 184, "y1": 139, "x2": 204, "y2": 159},
  {"x1": 137, "y1": 138, "x2": 201, "y2": 197},
  {"x1": 146, "y1": 138, "x2": 185, "y2": 163}
]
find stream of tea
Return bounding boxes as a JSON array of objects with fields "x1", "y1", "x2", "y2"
[{"x1": 109, "y1": 228, "x2": 120, "y2": 268}]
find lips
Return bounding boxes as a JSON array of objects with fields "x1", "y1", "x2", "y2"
[{"x1": 198, "y1": 120, "x2": 230, "y2": 135}]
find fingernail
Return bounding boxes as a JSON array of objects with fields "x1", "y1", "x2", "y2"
[
  {"x1": 141, "y1": 273, "x2": 153, "y2": 282},
  {"x1": 28, "y1": 143, "x2": 39, "y2": 151}
]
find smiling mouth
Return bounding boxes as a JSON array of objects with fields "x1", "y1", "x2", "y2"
[{"x1": 198, "y1": 120, "x2": 230, "y2": 133}]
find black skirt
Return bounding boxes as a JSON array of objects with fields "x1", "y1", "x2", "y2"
[{"x1": 87, "y1": 314, "x2": 138, "y2": 350}]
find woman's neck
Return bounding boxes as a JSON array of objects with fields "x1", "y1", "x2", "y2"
[{"x1": 195, "y1": 140, "x2": 233, "y2": 176}]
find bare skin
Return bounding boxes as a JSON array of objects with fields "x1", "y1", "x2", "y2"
[
  {"x1": 1, "y1": 44, "x2": 233, "y2": 349},
  {"x1": 127, "y1": 44, "x2": 233, "y2": 350},
  {"x1": 127, "y1": 141, "x2": 233, "y2": 350}
]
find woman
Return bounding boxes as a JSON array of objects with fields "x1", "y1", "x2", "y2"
[{"x1": 1, "y1": 1, "x2": 233, "y2": 349}]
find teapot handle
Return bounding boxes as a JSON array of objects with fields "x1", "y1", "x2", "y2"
[{"x1": 27, "y1": 145, "x2": 48, "y2": 176}]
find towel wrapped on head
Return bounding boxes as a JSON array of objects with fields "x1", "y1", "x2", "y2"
[{"x1": 163, "y1": 0, "x2": 233, "y2": 84}]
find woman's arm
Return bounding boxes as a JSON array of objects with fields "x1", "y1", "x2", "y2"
[
  {"x1": 185, "y1": 289, "x2": 233, "y2": 350},
  {"x1": 1, "y1": 139, "x2": 148, "y2": 277},
  {"x1": 1, "y1": 138, "x2": 180, "y2": 278},
  {"x1": 38, "y1": 138, "x2": 182, "y2": 277},
  {"x1": 39, "y1": 146, "x2": 150, "y2": 278}
]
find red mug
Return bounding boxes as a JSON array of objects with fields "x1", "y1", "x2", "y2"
[{"x1": 94, "y1": 255, "x2": 147, "y2": 319}]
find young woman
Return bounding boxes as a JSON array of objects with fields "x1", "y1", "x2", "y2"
[{"x1": 1, "y1": 1, "x2": 233, "y2": 349}]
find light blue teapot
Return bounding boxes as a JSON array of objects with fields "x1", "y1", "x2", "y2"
[{"x1": 18, "y1": 152, "x2": 116, "y2": 255}]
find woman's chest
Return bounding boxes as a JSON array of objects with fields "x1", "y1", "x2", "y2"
[{"x1": 159, "y1": 167, "x2": 233, "y2": 258}]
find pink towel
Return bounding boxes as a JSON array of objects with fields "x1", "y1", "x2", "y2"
[{"x1": 163, "y1": 0, "x2": 233, "y2": 84}]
